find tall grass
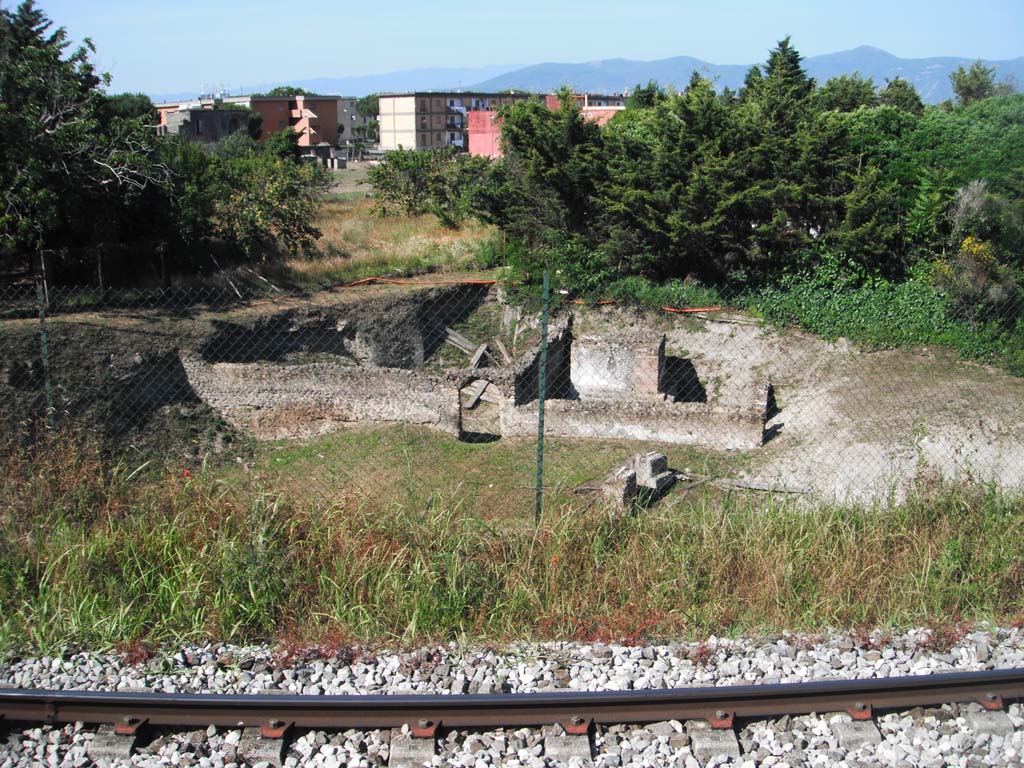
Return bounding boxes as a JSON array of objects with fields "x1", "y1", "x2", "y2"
[
  {"x1": 1, "y1": 438, "x2": 1022, "y2": 655},
  {"x1": 263, "y1": 199, "x2": 498, "y2": 289}
]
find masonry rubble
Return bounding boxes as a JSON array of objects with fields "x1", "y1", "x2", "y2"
[{"x1": 579, "y1": 452, "x2": 678, "y2": 510}]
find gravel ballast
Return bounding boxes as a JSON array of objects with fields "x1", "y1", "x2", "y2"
[{"x1": 1, "y1": 626, "x2": 1022, "y2": 767}]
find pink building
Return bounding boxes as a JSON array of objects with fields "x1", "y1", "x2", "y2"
[
  {"x1": 468, "y1": 110, "x2": 502, "y2": 158},
  {"x1": 544, "y1": 93, "x2": 626, "y2": 126},
  {"x1": 467, "y1": 93, "x2": 627, "y2": 158}
]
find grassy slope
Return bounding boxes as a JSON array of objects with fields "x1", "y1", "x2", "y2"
[
  {"x1": 260, "y1": 193, "x2": 497, "y2": 291},
  {"x1": 1, "y1": 439, "x2": 1022, "y2": 655}
]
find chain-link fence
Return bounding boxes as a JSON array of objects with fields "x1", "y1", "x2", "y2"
[{"x1": 3, "y1": 273, "x2": 1023, "y2": 519}]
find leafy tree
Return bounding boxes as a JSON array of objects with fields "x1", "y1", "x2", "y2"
[
  {"x1": 0, "y1": 0, "x2": 167, "y2": 257},
  {"x1": 951, "y1": 60, "x2": 999, "y2": 106},
  {"x1": 104, "y1": 92, "x2": 156, "y2": 121},
  {"x1": 213, "y1": 153, "x2": 324, "y2": 257},
  {"x1": 879, "y1": 77, "x2": 924, "y2": 115},
  {"x1": 626, "y1": 80, "x2": 663, "y2": 109},
  {"x1": 367, "y1": 148, "x2": 439, "y2": 216},
  {"x1": 355, "y1": 94, "x2": 379, "y2": 118},
  {"x1": 257, "y1": 86, "x2": 316, "y2": 97},
  {"x1": 265, "y1": 127, "x2": 302, "y2": 162},
  {"x1": 208, "y1": 130, "x2": 261, "y2": 161},
  {"x1": 906, "y1": 168, "x2": 955, "y2": 251},
  {"x1": 815, "y1": 73, "x2": 877, "y2": 112}
]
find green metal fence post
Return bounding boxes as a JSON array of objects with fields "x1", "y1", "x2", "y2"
[
  {"x1": 35, "y1": 271, "x2": 54, "y2": 430},
  {"x1": 534, "y1": 270, "x2": 549, "y2": 526}
]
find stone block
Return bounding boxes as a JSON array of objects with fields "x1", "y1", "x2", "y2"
[
  {"x1": 87, "y1": 724, "x2": 138, "y2": 767},
  {"x1": 389, "y1": 730, "x2": 436, "y2": 768},
  {"x1": 600, "y1": 466, "x2": 637, "y2": 508},
  {"x1": 832, "y1": 720, "x2": 881, "y2": 750},
  {"x1": 238, "y1": 727, "x2": 287, "y2": 768},
  {"x1": 965, "y1": 710, "x2": 1014, "y2": 737},
  {"x1": 631, "y1": 452, "x2": 668, "y2": 486},
  {"x1": 545, "y1": 733, "x2": 593, "y2": 761},
  {"x1": 646, "y1": 470, "x2": 676, "y2": 493},
  {"x1": 688, "y1": 729, "x2": 737, "y2": 765}
]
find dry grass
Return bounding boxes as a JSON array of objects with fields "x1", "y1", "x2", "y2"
[
  {"x1": 265, "y1": 198, "x2": 497, "y2": 289},
  {"x1": 1, "y1": 435, "x2": 1022, "y2": 654}
]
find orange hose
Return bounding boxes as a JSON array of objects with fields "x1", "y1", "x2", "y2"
[{"x1": 661, "y1": 306, "x2": 722, "y2": 314}]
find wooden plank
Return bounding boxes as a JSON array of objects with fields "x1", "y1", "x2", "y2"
[
  {"x1": 494, "y1": 338, "x2": 513, "y2": 365},
  {"x1": 445, "y1": 337, "x2": 473, "y2": 354},
  {"x1": 469, "y1": 343, "x2": 489, "y2": 369},
  {"x1": 445, "y1": 327, "x2": 476, "y2": 353},
  {"x1": 479, "y1": 383, "x2": 502, "y2": 404},
  {"x1": 463, "y1": 379, "x2": 488, "y2": 409}
]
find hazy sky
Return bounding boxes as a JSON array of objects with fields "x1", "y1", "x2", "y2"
[{"x1": 29, "y1": 0, "x2": 1024, "y2": 95}]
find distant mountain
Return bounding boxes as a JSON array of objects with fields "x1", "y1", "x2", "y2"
[
  {"x1": 147, "y1": 47, "x2": 1024, "y2": 105},
  {"x1": 147, "y1": 64, "x2": 518, "y2": 102},
  {"x1": 471, "y1": 46, "x2": 1024, "y2": 103}
]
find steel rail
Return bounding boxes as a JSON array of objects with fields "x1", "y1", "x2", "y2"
[{"x1": 1, "y1": 668, "x2": 1022, "y2": 732}]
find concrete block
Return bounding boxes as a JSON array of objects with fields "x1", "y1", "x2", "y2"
[
  {"x1": 687, "y1": 722, "x2": 740, "y2": 764},
  {"x1": 87, "y1": 724, "x2": 138, "y2": 767},
  {"x1": 545, "y1": 734, "x2": 593, "y2": 761},
  {"x1": 389, "y1": 730, "x2": 436, "y2": 768},
  {"x1": 965, "y1": 710, "x2": 1014, "y2": 737},
  {"x1": 832, "y1": 720, "x2": 882, "y2": 750},
  {"x1": 632, "y1": 451, "x2": 668, "y2": 486},
  {"x1": 600, "y1": 466, "x2": 637, "y2": 509},
  {"x1": 646, "y1": 470, "x2": 676, "y2": 493},
  {"x1": 238, "y1": 727, "x2": 287, "y2": 768}
]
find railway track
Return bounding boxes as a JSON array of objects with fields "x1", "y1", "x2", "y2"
[{"x1": 1, "y1": 668, "x2": 1023, "y2": 766}]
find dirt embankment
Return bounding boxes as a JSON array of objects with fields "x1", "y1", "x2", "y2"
[{"x1": 0, "y1": 283, "x2": 489, "y2": 460}]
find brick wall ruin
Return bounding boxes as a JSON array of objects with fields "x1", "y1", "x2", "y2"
[{"x1": 176, "y1": 290, "x2": 771, "y2": 451}]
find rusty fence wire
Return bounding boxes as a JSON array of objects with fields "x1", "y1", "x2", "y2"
[{"x1": 2, "y1": 274, "x2": 1023, "y2": 519}]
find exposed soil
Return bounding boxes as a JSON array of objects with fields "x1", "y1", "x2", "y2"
[{"x1": 658, "y1": 311, "x2": 1024, "y2": 504}]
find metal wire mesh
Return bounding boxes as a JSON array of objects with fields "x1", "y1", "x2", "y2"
[{"x1": 3, "y1": 274, "x2": 1022, "y2": 518}]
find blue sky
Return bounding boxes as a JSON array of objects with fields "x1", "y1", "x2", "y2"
[{"x1": 30, "y1": 0, "x2": 1024, "y2": 94}]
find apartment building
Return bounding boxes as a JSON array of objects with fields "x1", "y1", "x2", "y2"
[
  {"x1": 544, "y1": 93, "x2": 626, "y2": 126},
  {"x1": 467, "y1": 93, "x2": 628, "y2": 158},
  {"x1": 378, "y1": 92, "x2": 531, "y2": 151},
  {"x1": 337, "y1": 96, "x2": 373, "y2": 141},
  {"x1": 156, "y1": 93, "x2": 342, "y2": 149}
]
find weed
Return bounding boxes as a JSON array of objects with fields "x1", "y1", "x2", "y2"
[
  {"x1": 116, "y1": 639, "x2": 155, "y2": 667},
  {"x1": 688, "y1": 643, "x2": 713, "y2": 667},
  {"x1": 915, "y1": 619, "x2": 973, "y2": 653},
  {"x1": 1, "y1": 438, "x2": 1022, "y2": 654}
]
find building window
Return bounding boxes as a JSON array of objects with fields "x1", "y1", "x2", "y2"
[
  {"x1": 195, "y1": 117, "x2": 203, "y2": 135},
  {"x1": 279, "y1": 120, "x2": 286, "y2": 129},
  {"x1": 420, "y1": 99, "x2": 427, "y2": 110}
]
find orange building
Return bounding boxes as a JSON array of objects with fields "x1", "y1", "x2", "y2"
[{"x1": 156, "y1": 94, "x2": 341, "y2": 148}]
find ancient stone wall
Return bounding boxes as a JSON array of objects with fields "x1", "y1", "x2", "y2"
[
  {"x1": 500, "y1": 393, "x2": 766, "y2": 451},
  {"x1": 179, "y1": 353, "x2": 459, "y2": 440},
  {"x1": 570, "y1": 333, "x2": 663, "y2": 398}
]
